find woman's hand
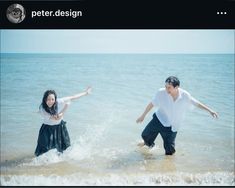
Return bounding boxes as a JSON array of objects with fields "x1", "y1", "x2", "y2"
[{"x1": 51, "y1": 113, "x2": 63, "y2": 120}]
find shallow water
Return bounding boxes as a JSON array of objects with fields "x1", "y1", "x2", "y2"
[{"x1": 1, "y1": 53, "x2": 234, "y2": 185}]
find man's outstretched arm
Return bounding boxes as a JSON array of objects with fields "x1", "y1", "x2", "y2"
[
  {"x1": 136, "y1": 102, "x2": 154, "y2": 123},
  {"x1": 194, "y1": 100, "x2": 218, "y2": 118}
]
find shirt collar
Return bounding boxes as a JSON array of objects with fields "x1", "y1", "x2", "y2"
[
  {"x1": 177, "y1": 88, "x2": 182, "y2": 100},
  {"x1": 168, "y1": 88, "x2": 182, "y2": 102}
]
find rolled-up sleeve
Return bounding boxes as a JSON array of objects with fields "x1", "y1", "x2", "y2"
[
  {"x1": 58, "y1": 97, "x2": 71, "y2": 105},
  {"x1": 185, "y1": 92, "x2": 199, "y2": 109},
  {"x1": 190, "y1": 96, "x2": 199, "y2": 106},
  {"x1": 151, "y1": 91, "x2": 160, "y2": 106}
]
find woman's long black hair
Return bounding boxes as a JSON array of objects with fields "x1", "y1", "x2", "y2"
[{"x1": 39, "y1": 90, "x2": 58, "y2": 115}]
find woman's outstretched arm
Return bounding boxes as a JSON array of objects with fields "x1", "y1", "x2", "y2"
[{"x1": 62, "y1": 86, "x2": 92, "y2": 103}]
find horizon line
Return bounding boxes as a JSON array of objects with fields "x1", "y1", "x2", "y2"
[{"x1": 1, "y1": 52, "x2": 234, "y2": 55}]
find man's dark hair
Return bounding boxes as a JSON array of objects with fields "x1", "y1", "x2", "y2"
[{"x1": 165, "y1": 76, "x2": 180, "y2": 87}]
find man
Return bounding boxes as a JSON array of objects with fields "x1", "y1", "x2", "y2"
[{"x1": 136, "y1": 76, "x2": 218, "y2": 155}]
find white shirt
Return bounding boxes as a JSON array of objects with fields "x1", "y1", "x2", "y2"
[
  {"x1": 151, "y1": 88, "x2": 198, "y2": 132},
  {"x1": 39, "y1": 98, "x2": 71, "y2": 126}
]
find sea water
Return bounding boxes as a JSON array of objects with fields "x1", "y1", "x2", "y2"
[{"x1": 0, "y1": 53, "x2": 234, "y2": 185}]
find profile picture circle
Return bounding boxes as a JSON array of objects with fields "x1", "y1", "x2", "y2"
[{"x1": 6, "y1": 4, "x2": 26, "y2": 24}]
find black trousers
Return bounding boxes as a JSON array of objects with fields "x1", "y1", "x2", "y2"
[{"x1": 141, "y1": 113, "x2": 177, "y2": 155}]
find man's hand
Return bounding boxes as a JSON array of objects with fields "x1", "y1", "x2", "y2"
[
  {"x1": 136, "y1": 102, "x2": 153, "y2": 124},
  {"x1": 210, "y1": 111, "x2": 218, "y2": 118},
  {"x1": 85, "y1": 86, "x2": 92, "y2": 95},
  {"x1": 136, "y1": 115, "x2": 145, "y2": 123}
]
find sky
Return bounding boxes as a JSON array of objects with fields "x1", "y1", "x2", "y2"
[{"x1": 0, "y1": 30, "x2": 234, "y2": 53}]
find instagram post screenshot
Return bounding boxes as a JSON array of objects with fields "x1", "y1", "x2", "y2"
[{"x1": 0, "y1": 0, "x2": 234, "y2": 186}]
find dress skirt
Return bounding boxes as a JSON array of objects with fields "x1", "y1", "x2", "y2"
[{"x1": 35, "y1": 120, "x2": 71, "y2": 156}]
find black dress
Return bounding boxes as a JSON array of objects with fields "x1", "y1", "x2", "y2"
[{"x1": 35, "y1": 120, "x2": 71, "y2": 156}]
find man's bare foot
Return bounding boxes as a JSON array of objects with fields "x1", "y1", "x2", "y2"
[{"x1": 137, "y1": 142, "x2": 145, "y2": 147}]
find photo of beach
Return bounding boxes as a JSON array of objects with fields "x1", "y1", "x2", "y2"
[{"x1": 0, "y1": 30, "x2": 234, "y2": 185}]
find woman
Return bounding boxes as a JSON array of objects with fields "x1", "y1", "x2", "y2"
[{"x1": 35, "y1": 86, "x2": 92, "y2": 156}]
